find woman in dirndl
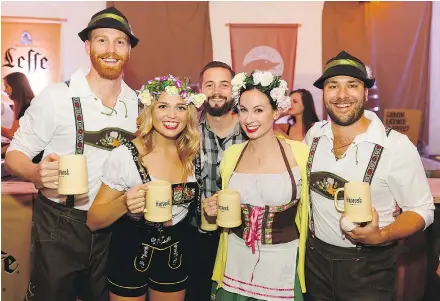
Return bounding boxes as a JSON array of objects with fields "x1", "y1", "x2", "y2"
[
  {"x1": 204, "y1": 71, "x2": 310, "y2": 301},
  {"x1": 87, "y1": 75, "x2": 205, "y2": 301}
]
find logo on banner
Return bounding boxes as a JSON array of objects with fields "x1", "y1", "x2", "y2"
[
  {"x1": 229, "y1": 24, "x2": 299, "y2": 87},
  {"x1": 2, "y1": 30, "x2": 49, "y2": 73},
  {"x1": 20, "y1": 31, "x2": 33, "y2": 46},
  {"x1": 243, "y1": 46, "x2": 284, "y2": 75}
]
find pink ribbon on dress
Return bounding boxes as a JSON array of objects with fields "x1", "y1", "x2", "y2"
[{"x1": 245, "y1": 207, "x2": 262, "y2": 254}]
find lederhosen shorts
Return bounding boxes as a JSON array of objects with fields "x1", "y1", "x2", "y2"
[
  {"x1": 305, "y1": 128, "x2": 396, "y2": 301},
  {"x1": 106, "y1": 141, "x2": 202, "y2": 297},
  {"x1": 106, "y1": 215, "x2": 194, "y2": 296}
]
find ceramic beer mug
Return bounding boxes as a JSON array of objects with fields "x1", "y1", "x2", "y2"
[
  {"x1": 58, "y1": 154, "x2": 89, "y2": 195},
  {"x1": 216, "y1": 189, "x2": 242, "y2": 228},
  {"x1": 334, "y1": 182, "x2": 372, "y2": 223},
  {"x1": 144, "y1": 180, "x2": 172, "y2": 223}
]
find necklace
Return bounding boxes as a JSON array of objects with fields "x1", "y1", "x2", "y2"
[
  {"x1": 249, "y1": 150, "x2": 268, "y2": 165},
  {"x1": 331, "y1": 140, "x2": 355, "y2": 160},
  {"x1": 255, "y1": 154, "x2": 267, "y2": 164}
]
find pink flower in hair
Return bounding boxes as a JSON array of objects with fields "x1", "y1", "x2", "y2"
[{"x1": 180, "y1": 91, "x2": 187, "y2": 99}]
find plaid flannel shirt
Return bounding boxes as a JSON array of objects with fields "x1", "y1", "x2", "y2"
[{"x1": 199, "y1": 114, "x2": 248, "y2": 199}]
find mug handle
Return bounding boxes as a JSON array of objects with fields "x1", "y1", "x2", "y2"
[
  {"x1": 205, "y1": 193, "x2": 219, "y2": 216},
  {"x1": 140, "y1": 189, "x2": 147, "y2": 214},
  {"x1": 334, "y1": 188, "x2": 345, "y2": 212}
]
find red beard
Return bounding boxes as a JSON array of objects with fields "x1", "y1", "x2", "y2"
[{"x1": 90, "y1": 50, "x2": 128, "y2": 80}]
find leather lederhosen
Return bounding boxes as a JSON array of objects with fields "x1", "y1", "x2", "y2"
[
  {"x1": 107, "y1": 141, "x2": 202, "y2": 287},
  {"x1": 231, "y1": 139, "x2": 300, "y2": 246}
]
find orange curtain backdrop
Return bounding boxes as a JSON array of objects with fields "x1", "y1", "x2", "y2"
[
  {"x1": 366, "y1": 2, "x2": 432, "y2": 145},
  {"x1": 108, "y1": 1, "x2": 213, "y2": 90},
  {"x1": 229, "y1": 24, "x2": 299, "y2": 88},
  {"x1": 322, "y1": 2, "x2": 370, "y2": 68},
  {"x1": 322, "y1": 1, "x2": 432, "y2": 144}
]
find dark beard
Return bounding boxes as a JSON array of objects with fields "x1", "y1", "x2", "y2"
[
  {"x1": 325, "y1": 96, "x2": 365, "y2": 126},
  {"x1": 90, "y1": 51, "x2": 127, "y2": 80},
  {"x1": 205, "y1": 96, "x2": 234, "y2": 117}
]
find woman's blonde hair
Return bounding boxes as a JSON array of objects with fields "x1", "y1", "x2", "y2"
[{"x1": 136, "y1": 95, "x2": 200, "y2": 180}]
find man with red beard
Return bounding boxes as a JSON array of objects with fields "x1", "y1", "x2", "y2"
[
  {"x1": 185, "y1": 61, "x2": 248, "y2": 301},
  {"x1": 5, "y1": 6, "x2": 139, "y2": 301},
  {"x1": 303, "y1": 51, "x2": 434, "y2": 301}
]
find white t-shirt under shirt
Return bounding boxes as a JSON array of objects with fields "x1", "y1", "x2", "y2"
[
  {"x1": 102, "y1": 144, "x2": 196, "y2": 225},
  {"x1": 304, "y1": 110, "x2": 435, "y2": 248},
  {"x1": 7, "y1": 68, "x2": 139, "y2": 210}
]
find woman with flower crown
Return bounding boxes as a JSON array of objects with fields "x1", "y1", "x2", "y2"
[
  {"x1": 203, "y1": 71, "x2": 310, "y2": 301},
  {"x1": 87, "y1": 75, "x2": 206, "y2": 301}
]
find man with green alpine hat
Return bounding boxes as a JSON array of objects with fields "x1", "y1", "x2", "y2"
[
  {"x1": 6, "y1": 6, "x2": 140, "y2": 301},
  {"x1": 303, "y1": 50, "x2": 434, "y2": 301}
]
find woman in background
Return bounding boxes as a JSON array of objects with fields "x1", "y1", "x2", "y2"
[
  {"x1": 274, "y1": 89, "x2": 319, "y2": 141},
  {"x1": 1, "y1": 72, "x2": 34, "y2": 139}
]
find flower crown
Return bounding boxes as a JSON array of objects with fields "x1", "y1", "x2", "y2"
[
  {"x1": 138, "y1": 75, "x2": 206, "y2": 109},
  {"x1": 231, "y1": 71, "x2": 291, "y2": 110}
]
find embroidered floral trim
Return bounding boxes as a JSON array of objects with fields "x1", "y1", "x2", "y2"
[
  {"x1": 99, "y1": 130, "x2": 129, "y2": 148},
  {"x1": 72, "y1": 97, "x2": 84, "y2": 155},
  {"x1": 240, "y1": 199, "x2": 298, "y2": 246},
  {"x1": 223, "y1": 275, "x2": 294, "y2": 291},
  {"x1": 307, "y1": 137, "x2": 321, "y2": 233},
  {"x1": 173, "y1": 183, "x2": 196, "y2": 205},
  {"x1": 363, "y1": 127, "x2": 391, "y2": 183},
  {"x1": 242, "y1": 205, "x2": 251, "y2": 242},
  {"x1": 264, "y1": 212, "x2": 275, "y2": 244},
  {"x1": 222, "y1": 278, "x2": 294, "y2": 299}
]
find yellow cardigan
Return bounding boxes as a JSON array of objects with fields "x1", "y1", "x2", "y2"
[{"x1": 211, "y1": 136, "x2": 310, "y2": 293}]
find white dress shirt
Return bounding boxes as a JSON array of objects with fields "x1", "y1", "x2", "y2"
[
  {"x1": 305, "y1": 110, "x2": 434, "y2": 247},
  {"x1": 7, "y1": 68, "x2": 139, "y2": 210}
]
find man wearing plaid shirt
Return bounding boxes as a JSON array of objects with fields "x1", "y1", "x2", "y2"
[{"x1": 185, "y1": 61, "x2": 247, "y2": 301}]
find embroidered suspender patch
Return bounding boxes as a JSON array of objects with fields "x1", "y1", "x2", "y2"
[
  {"x1": 363, "y1": 127, "x2": 391, "y2": 184},
  {"x1": 124, "y1": 141, "x2": 151, "y2": 184},
  {"x1": 307, "y1": 137, "x2": 321, "y2": 233},
  {"x1": 307, "y1": 128, "x2": 392, "y2": 233},
  {"x1": 72, "y1": 97, "x2": 85, "y2": 155}
]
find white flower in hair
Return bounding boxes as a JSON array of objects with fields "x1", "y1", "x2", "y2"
[
  {"x1": 231, "y1": 72, "x2": 247, "y2": 89},
  {"x1": 270, "y1": 87, "x2": 286, "y2": 103},
  {"x1": 277, "y1": 96, "x2": 292, "y2": 111},
  {"x1": 232, "y1": 89, "x2": 240, "y2": 104},
  {"x1": 138, "y1": 88, "x2": 152, "y2": 106},
  {"x1": 189, "y1": 93, "x2": 206, "y2": 109},
  {"x1": 253, "y1": 71, "x2": 274, "y2": 87},
  {"x1": 165, "y1": 86, "x2": 179, "y2": 96},
  {"x1": 279, "y1": 79, "x2": 288, "y2": 90},
  {"x1": 232, "y1": 83, "x2": 242, "y2": 94}
]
